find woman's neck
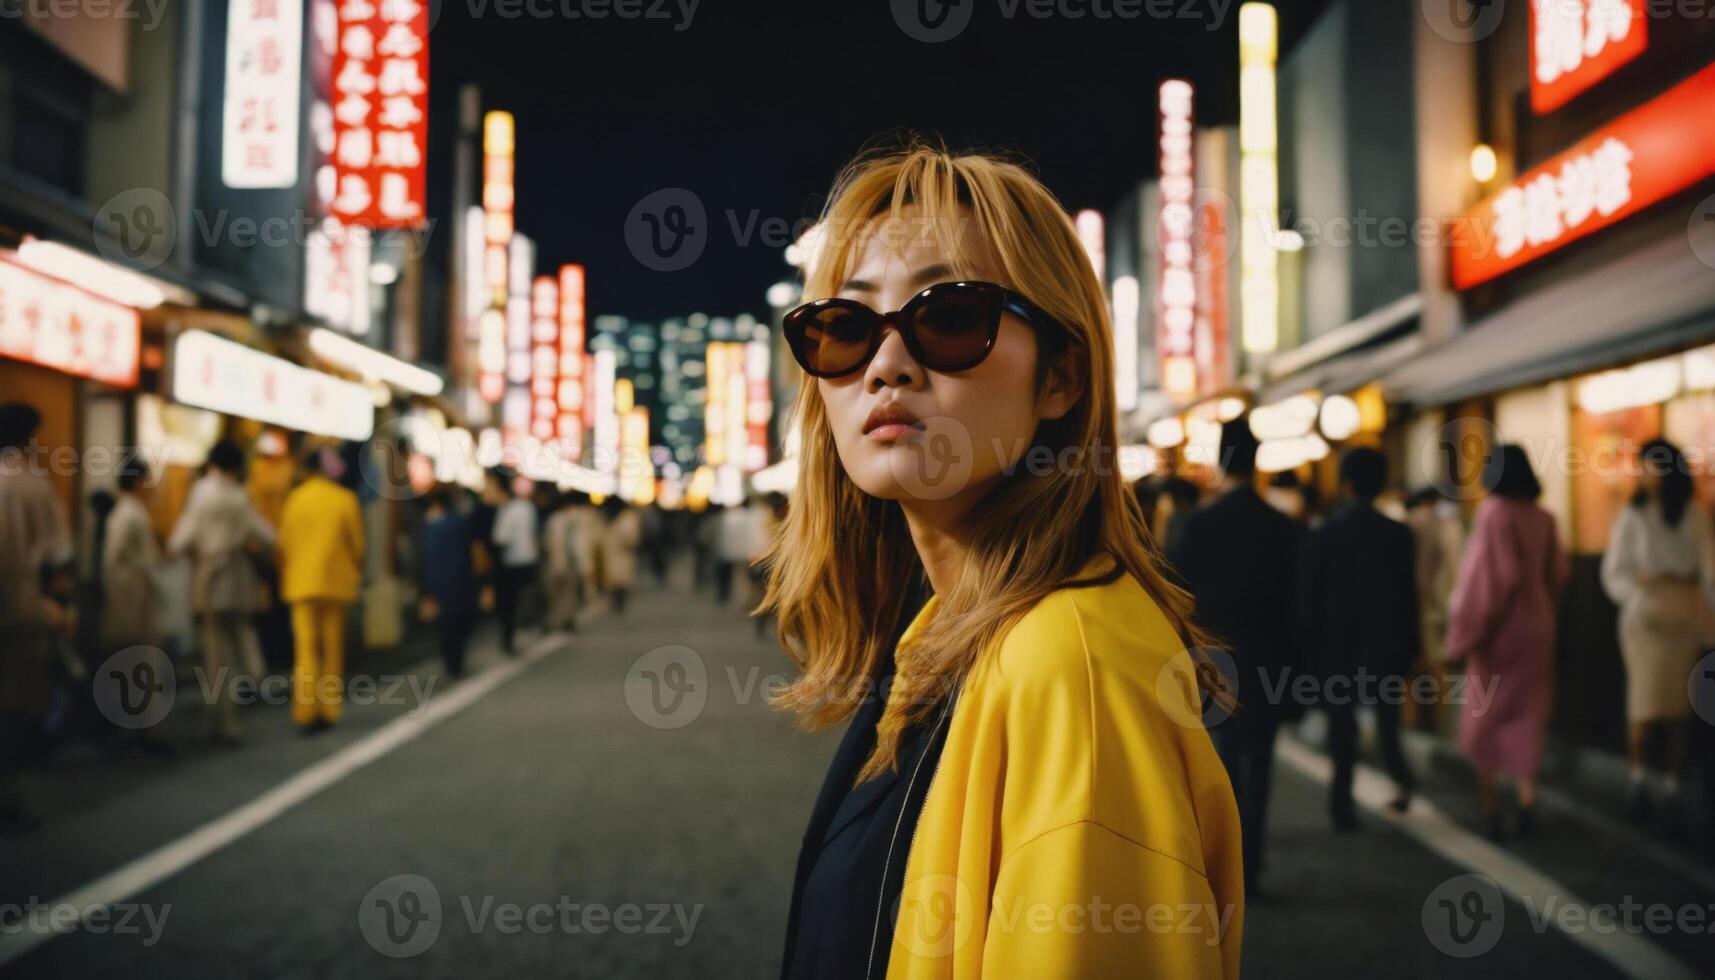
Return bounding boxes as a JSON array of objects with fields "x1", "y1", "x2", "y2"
[{"x1": 899, "y1": 498, "x2": 979, "y2": 596}]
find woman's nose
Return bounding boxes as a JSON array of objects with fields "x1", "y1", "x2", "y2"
[{"x1": 864, "y1": 324, "x2": 924, "y2": 390}]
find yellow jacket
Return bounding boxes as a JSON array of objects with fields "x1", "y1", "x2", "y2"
[
  {"x1": 278, "y1": 475, "x2": 365, "y2": 604},
  {"x1": 887, "y1": 553, "x2": 1244, "y2": 978}
]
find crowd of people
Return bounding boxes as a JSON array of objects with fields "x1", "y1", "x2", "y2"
[
  {"x1": 8, "y1": 380, "x2": 1710, "y2": 880},
  {"x1": 1145, "y1": 416, "x2": 1713, "y2": 892},
  {"x1": 0, "y1": 393, "x2": 786, "y2": 835}
]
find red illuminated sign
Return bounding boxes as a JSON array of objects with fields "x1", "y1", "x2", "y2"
[
  {"x1": 1452, "y1": 62, "x2": 1715, "y2": 290},
  {"x1": 1530, "y1": 0, "x2": 1648, "y2": 114},
  {"x1": 0, "y1": 259, "x2": 140, "y2": 387},
  {"x1": 329, "y1": 0, "x2": 428, "y2": 227},
  {"x1": 556, "y1": 264, "x2": 586, "y2": 452}
]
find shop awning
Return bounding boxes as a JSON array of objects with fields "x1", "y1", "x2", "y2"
[
  {"x1": 1254, "y1": 294, "x2": 1424, "y2": 403},
  {"x1": 1383, "y1": 226, "x2": 1715, "y2": 407}
]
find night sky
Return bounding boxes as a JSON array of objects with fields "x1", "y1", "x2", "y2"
[{"x1": 430, "y1": 0, "x2": 1332, "y2": 320}]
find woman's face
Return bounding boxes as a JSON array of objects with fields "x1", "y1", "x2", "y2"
[{"x1": 816, "y1": 208, "x2": 1080, "y2": 517}]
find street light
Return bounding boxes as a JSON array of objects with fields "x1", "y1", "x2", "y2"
[{"x1": 1470, "y1": 143, "x2": 1499, "y2": 184}]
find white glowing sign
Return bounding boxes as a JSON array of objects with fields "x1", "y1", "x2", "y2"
[
  {"x1": 172, "y1": 330, "x2": 372, "y2": 439},
  {"x1": 304, "y1": 219, "x2": 371, "y2": 334},
  {"x1": 1239, "y1": 2, "x2": 1279, "y2": 354},
  {"x1": 1158, "y1": 79, "x2": 1198, "y2": 401},
  {"x1": 0, "y1": 258, "x2": 140, "y2": 387},
  {"x1": 222, "y1": 0, "x2": 304, "y2": 188},
  {"x1": 1076, "y1": 210, "x2": 1105, "y2": 283}
]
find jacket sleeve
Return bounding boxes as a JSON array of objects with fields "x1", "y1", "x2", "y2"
[
  {"x1": 984, "y1": 821, "x2": 1239, "y2": 978},
  {"x1": 1292, "y1": 524, "x2": 1320, "y2": 677},
  {"x1": 167, "y1": 485, "x2": 202, "y2": 557},
  {"x1": 1397, "y1": 525, "x2": 1423, "y2": 668},
  {"x1": 1599, "y1": 507, "x2": 1642, "y2": 608},
  {"x1": 1691, "y1": 506, "x2": 1715, "y2": 617},
  {"x1": 1447, "y1": 503, "x2": 1513, "y2": 661}
]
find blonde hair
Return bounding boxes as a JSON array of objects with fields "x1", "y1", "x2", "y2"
[{"x1": 757, "y1": 137, "x2": 1212, "y2": 782}]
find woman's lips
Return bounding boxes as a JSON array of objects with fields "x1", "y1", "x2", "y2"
[{"x1": 866, "y1": 422, "x2": 923, "y2": 443}]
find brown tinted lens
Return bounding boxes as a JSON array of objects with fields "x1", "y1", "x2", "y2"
[
  {"x1": 909, "y1": 286, "x2": 1000, "y2": 368},
  {"x1": 796, "y1": 304, "x2": 875, "y2": 375}
]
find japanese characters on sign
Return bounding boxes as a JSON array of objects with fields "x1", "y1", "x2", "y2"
[
  {"x1": 557, "y1": 264, "x2": 586, "y2": 454},
  {"x1": 172, "y1": 330, "x2": 373, "y2": 440},
  {"x1": 222, "y1": 0, "x2": 305, "y2": 188},
  {"x1": 1452, "y1": 62, "x2": 1715, "y2": 289},
  {"x1": 304, "y1": 220, "x2": 373, "y2": 334},
  {"x1": 1530, "y1": 0, "x2": 1647, "y2": 114},
  {"x1": 530, "y1": 275, "x2": 559, "y2": 442},
  {"x1": 1158, "y1": 79, "x2": 1198, "y2": 402},
  {"x1": 329, "y1": 0, "x2": 429, "y2": 227},
  {"x1": 0, "y1": 258, "x2": 141, "y2": 388}
]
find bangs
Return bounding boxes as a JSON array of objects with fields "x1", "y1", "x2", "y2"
[{"x1": 806, "y1": 147, "x2": 1019, "y2": 302}]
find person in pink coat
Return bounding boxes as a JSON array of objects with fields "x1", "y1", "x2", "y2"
[{"x1": 1447, "y1": 444, "x2": 1569, "y2": 841}]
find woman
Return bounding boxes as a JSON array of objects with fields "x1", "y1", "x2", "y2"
[
  {"x1": 169, "y1": 440, "x2": 275, "y2": 744},
  {"x1": 764, "y1": 141, "x2": 1242, "y2": 978},
  {"x1": 1600, "y1": 438, "x2": 1715, "y2": 825},
  {"x1": 599, "y1": 497, "x2": 641, "y2": 615},
  {"x1": 1447, "y1": 444, "x2": 1568, "y2": 840},
  {"x1": 101, "y1": 452, "x2": 163, "y2": 654},
  {"x1": 277, "y1": 445, "x2": 364, "y2": 734},
  {"x1": 541, "y1": 492, "x2": 583, "y2": 633}
]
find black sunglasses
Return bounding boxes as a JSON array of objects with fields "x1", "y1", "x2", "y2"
[{"x1": 781, "y1": 280, "x2": 1062, "y2": 379}]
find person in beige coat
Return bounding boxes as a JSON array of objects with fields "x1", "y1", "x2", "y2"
[
  {"x1": 541, "y1": 492, "x2": 582, "y2": 632},
  {"x1": 0, "y1": 403, "x2": 74, "y2": 832},
  {"x1": 1600, "y1": 439, "x2": 1715, "y2": 825},
  {"x1": 599, "y1": 497, "x2": 641, "y2": 615},
  {"x1": 169, "y1": 441, "x2": 276, "y2": 744},
  {"x1": 101, "y1": 452, "x2": 162, "y2": 653}
]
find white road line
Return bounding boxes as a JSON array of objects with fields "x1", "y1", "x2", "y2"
[
  {"x1": 0, "y1": 632, "x2": 569, "y2": 968},
  {"x1": 1532, "y1": 782, "x2": 1715, "y2": 898},
  {"x1": 1276, "y1": 737, "x2": 1701, "y2": 980},
  {"x1": 1400, "y1": 729, "x2": 1715, "y2": 896}
]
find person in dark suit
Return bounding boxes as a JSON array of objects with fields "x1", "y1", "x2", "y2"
[
  {"x1": 1303, "y1": 447, "x2": 1421, "y2": 831},
  {"x1": 1169, "y1": 416, "x2": 1306, "y2": 891}
]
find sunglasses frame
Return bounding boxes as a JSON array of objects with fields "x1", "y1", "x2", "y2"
[{"x1": 782, "y1": 280, "x2": 1063, "y2": 380}]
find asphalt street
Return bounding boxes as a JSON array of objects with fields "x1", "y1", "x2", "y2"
[{"x1": 1, "y1": 564, "x2": 1711, "y2": 978}]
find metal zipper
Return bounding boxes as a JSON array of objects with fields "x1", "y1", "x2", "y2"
[{"x1": 865, "y1": 692, "x2": 957, "y2": 980}]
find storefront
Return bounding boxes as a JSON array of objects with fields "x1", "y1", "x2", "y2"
[
  {"x1": 0, "y1": 244, "x2": 146, "y2": 529},
  {"x1": 1380, "y1": 12, "x2": 1715, "y2": 749}
]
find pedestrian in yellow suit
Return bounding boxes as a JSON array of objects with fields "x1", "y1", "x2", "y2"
[{"x1": 277, "y1": 447, "x2": 364, "y2": 733}]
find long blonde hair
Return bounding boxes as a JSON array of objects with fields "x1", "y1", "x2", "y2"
[{"x1": 757, "y1": 137, "x2": 1210, "y2": 782}]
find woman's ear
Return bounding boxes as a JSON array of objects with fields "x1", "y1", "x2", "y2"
[{"x1": 1037, "y1": 347, "x2": 1086, "y2": 421}]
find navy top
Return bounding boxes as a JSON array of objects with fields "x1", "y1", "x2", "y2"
[
  {"x1": 781, "y1": 579, "x2": 955, "y2": 980},
  {"x1": 421, "y1": 509, "x2": 478, "y2": 612}
]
